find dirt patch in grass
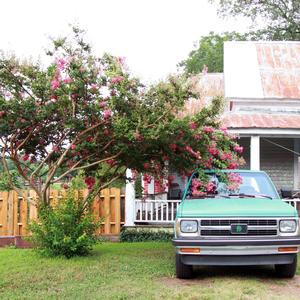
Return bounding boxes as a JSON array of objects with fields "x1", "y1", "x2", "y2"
[
  {"x1": 261, "y1": 275, "x2": 300, "y2": 299},
  {"x1": 160, "y1": 268, "x2": 300, "y2": 300}
]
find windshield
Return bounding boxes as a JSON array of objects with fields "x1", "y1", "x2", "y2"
[{"x1": 185, "y1": 171, "x2": 279, "y2": 199}]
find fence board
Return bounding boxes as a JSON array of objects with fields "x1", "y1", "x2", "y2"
[
  {"x1": 0, "y1": 188, "x2": 124, "y2": 237},
  {"x1": 0, "y1": 192, "x2": 8, "y2": 236},
  {"x1": 114, "y1": 188, "x2": 121, "y2": 234}
]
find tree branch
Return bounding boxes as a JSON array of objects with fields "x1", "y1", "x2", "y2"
[
  {"x1": 1, "y1": 144, "x2": 27, "y2": 198},
  {"x1": 51, "y1": 151, "x2": 122, "y2": 183}
]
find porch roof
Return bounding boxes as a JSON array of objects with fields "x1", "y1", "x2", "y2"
[{"x1": 222, "y1": 113, "x2": 300, "y2": 129}]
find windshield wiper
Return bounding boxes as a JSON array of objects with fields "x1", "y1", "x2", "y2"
[
  {"x1": 254, "y1": 194, "x2": 273, "y2": 199},
  {"x1": 228, "y1": 193, "x2": 272, "y2": 199}
]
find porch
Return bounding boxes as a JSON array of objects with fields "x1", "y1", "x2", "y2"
[
  {"x1": 125, "y1": 167, "x2": 300, "y2": 226},
  {"x1": 127, "y1": 198, "x2": 300, "y2": 225}
]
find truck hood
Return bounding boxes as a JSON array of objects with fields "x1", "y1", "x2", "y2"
[{"x1": 177, "y1": 198, "x2": 298, "y2": 218}]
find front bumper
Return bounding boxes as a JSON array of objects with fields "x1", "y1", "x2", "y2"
[
  {"x1": 173, "y1": 237, "x2": 300, "y2": 255},
  {"x1": 173, "y1": 237, "x2": 300, "y2": 266},
  {"x1": 172, "y1": 237, "x2": 300, "y2": 247}
]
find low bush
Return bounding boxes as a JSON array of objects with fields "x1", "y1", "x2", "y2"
[
  {"x1": 29, "y1": 190, "x2": 100, "y2": 258},
  {"x1": 120, "y1": 228, "x2": 173, "y2": 242}
]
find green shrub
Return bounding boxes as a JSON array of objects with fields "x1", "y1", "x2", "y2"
[
  {"x1": 120, "y1": 228, "x2": 173, "y2": 242},
  {"x1": 29, "y1": 190, "x2": 100, "y2": 258}
]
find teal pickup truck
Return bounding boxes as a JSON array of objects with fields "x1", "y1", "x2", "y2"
[{"x1": 172, "y1": 170, "x2": 300, "y2": 278}]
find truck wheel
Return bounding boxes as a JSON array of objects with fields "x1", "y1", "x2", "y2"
[
  {"x1": 176, "y1": 253, "x2": 194, "y2": 279},
  {"x1": 275, "y1": 254, "x2": 297, "y2": 278}
]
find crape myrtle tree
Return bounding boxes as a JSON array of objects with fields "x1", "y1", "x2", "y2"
[{"x1": 0, "y1": 27, "x2": 243, "y2": 209}]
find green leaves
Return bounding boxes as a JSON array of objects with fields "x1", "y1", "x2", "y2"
[
  {"x1": 211, "y1": 0, "x2": 300, "y2": 41},
  {"x1": 29, "y1": 190, "x2": 100, "y2": 258},
  {"x1": 179, "y1": 31, "x2": 247, "y2": 74}
]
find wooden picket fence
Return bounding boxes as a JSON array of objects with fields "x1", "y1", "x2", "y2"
[{"x1": 0, "y1": 188, "x2": 125, "y2": 237}]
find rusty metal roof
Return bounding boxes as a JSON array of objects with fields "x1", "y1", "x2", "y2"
[
  {"x1": 222, "y1": 113, "x2": 300, "y2": 129},
  {"x1": 179, "y1": 73, "x2": 224, "y2": 118},
  {"x1": 224, "y1": 41, "x2": 300, "y2": 99},
  {"x1": 256, "y1": 43, "x2": 300, "y2": 99}
]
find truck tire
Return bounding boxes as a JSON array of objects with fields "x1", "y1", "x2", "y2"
[
  {"x1": 275, "y1": 254, "x2": 297, "y2": 278},
  {"x1": 176, "y1": 253, "x2": 194, "y2": 279}
]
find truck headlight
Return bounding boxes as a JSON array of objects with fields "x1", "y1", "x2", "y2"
[
  {"x1": 280, "y1": 220, "x2": 297, "y2": 233},
  {"x1": 180, "y1": 220, "x2": 198, "y2": 233}
]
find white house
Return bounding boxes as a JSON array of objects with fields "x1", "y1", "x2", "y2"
[
  {"x1": 222, "y1": 41, "x2": 300, "y2": 192},
  {"x1": 124, "y1": 41, "x2": 300, "y2": 227}
]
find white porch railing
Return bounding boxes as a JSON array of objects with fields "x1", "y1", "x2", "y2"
[
  {"x1": 135, "y1": 199, "x2": 181, "y2": 223},
  {"x1": 133, "y1": 198, "x2": 300, "y2": 224},
  {"x1": 283, "y1": 198, "x2": 300, "y2": 211}
]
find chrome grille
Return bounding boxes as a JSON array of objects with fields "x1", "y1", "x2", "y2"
[
  {"x1": 201, "y1": 219, "x2": 277, "y2": 226},
  {"x1": 200, "y1": 219, "x2": 278, "y2": 237},
  {"x1": 200, "y1": 229, "x2": 277, "y2": 236}
]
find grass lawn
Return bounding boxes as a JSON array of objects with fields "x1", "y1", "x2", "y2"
[{"x1": 0, "y1": 242, "x2": 299, "y2": 300}]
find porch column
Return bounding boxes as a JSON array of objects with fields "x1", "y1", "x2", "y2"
[
  {"x1": 125, "y1": 169, "x2": 135, "y2": 226},
  {"x1": 250, "y1": 136, "x2": 260, "y2": 170},
  {"x1": 294, "y1": 139, "x2": 300, "y2": 190}
]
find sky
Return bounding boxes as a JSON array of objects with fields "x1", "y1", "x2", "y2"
[{"x1": 0, "y1": 0, "x2": 251, "y2": 83}]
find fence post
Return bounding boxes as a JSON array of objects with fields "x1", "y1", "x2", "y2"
[
  {"x1": 7, "y1": 191, "x2": 14, "y2": 236},
  {"x1": 125, "y1": 169, "x2": 135, "y2": 226},
  {"x1": 0, "y1": 192, "x2": 8, "y2": 236},
  {"x1": 114, "y1": 188, "x2": 121, "y2": 234}
]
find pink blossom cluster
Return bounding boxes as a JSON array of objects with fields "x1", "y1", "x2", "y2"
[
  {"x1": 233, "y1": 145, "x2": 244, "y2": 154},
  {"x1": 220, "y1": 152, "x2": 233, "y2": 161},
  {"x1": 52, "y1": 146, "x2": 59, "y2": 152},
  {"x1": 227, "y1": 172, "x2": 243, "y2": 191},
  {"x1": 207, "y1": 143, "x2": 219, "y2": 156},
  {"x1": 91, "y1": 83, "x2": 98, "y2": 90},
  {"x1": 107, "y1": 159, "x2": 116, "y2": 166},
  {"x1": 189, "y1": 121, "x2": 197, "y2": 130},
  {"x1": 227, "y1": 162, "x2": 238, "y2": 169},
  {"x1": 203, "y1": 126, "x2": 214, "y2": 133},
  {"x1": 169, "y1": 143, "x2": 177, "y2": 152},
  {"x1": 191, "y1": 178, "x2": 205, "y2": 196},
  {"x1": 143, "y1": 173, "x2": 152, "y2": 184},
  {"x1": 155, "y1": 163, "x2": 162, "y2": 173},
  {"x1": 103, "y1": 109, "x2": 112, "y2": 119},
  {"x1": 162, "y1": 155, "x2": 169, "y2": 161},
  {"x1": 51, "y1": 59, "x2": 73, "y2": 90},
  {"x1": 111, "y1": 76, "x2": 124, "y2": 84},
  {"x1": 56, "y1": 58, "x2": 68, "y2": 71},
  {"x1": 51, "y1": 79, "x2": 60, "y2": 90},
  {"x1": 84, "y1": 176, "x2": 96, "y2": 190},
  {"x1": 116, "y1": 56, "x2": 126, "y2": 66},
  {"x1": 99, "y1": 101, "x2": 107, "y2": 108},
  {"x1": 22, "y1": 153, "x2": 30, "y2": 161},
  {"x1": 193, "y1": 134, "x2": 202, "y2": 140},
  {"x1": 63, "y1": 77, "x2": 72, "y2": 84},
  {"x1": 203, "y1": 157, "x2": 213, "y2": 169},
  {"x1": 220, "y1": 127, "x2": 228, "y2": 133},
  {"x1": 205, "y1": 181, "x2": 216, "y2": 193},
  {"x1": 191, "y1": 178, "x2": 217, "y2": 195},
  {"x1": 185, "y1": 145, "x2": 201, "y2": 159}
]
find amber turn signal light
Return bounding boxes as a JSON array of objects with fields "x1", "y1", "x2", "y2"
[
  {"x1": 278, "y1": 247, "x2": 298, "y2": 252},
  {"x1": 179, "y1": 247, "x2": 200, "y2": 253}
]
